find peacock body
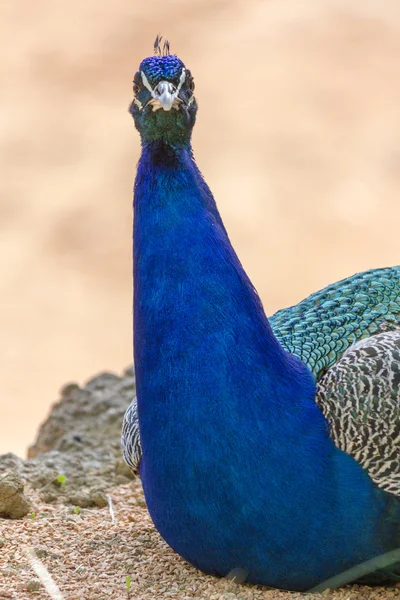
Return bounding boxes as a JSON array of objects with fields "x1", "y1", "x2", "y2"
[{"x1": 122, "y1": 45, "x2": 400, "y2": 591}]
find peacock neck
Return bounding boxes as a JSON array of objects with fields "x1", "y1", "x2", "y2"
[
  {"x1": 133, "y1": 140, "x2": 313, "y2": 414},
  {"x1": 135, "y1": 140, "x2": 227, "y2": 233}
]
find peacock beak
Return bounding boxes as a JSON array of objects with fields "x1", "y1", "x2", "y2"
[{"x1": 152, "y1": 81, "x2": 178, "y2": 111}]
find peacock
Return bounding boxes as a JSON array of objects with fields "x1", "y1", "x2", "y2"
[{"x1": 121, "y1": 39, "x2": 400, "y2": 592}]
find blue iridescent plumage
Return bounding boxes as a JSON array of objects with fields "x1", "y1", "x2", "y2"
[
  {"x1": 122, "y1": 47, "x2": 400, "y2": 591},
  {"x1": 139, "y1": 55, "x2": 185, "y2": 87}
]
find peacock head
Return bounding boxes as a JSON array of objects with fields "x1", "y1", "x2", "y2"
[{"x1": 129, "y1": 38, "x2": 197, "y2": 146}]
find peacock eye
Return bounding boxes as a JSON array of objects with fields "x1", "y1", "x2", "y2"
[
  {"x1": 189, "y1": 78, "x2": 195, "y2": 92},
  {"x1": 133, "y1": 72, "x2": 143, "y2": 95}
]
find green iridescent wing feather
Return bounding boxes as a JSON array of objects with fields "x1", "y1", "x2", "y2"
[{"x1": 270, "y1": 266, "x2": 400, "y2": 380}]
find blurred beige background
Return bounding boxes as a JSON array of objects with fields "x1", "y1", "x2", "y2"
[{"x1": 1, "y1": 0, "x2": 400, "y2": 457}]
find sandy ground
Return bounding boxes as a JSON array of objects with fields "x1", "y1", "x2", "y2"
[
  {"x1": 1, "y1": 480, "x2": 399, "y2": 600},
  {"x1": 1, "y1": 0, "x2": 400, "y2": 456}
]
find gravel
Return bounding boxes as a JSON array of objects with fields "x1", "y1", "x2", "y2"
[
  {"x1": 1, "y1": 481, "x2": 398, "y2": 599},
  {"x1": 0, "y1": 370, "x2": 136, "y2": 509}
]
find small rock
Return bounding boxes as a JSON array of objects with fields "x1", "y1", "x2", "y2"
[
  {"x1": 26, "y1": 580, "x2": 41, "y2": 592},
  {"x1": 0, "y1": 471, "x2": 30, "y2": 519},
  {"x1": 115, "y1": 459, "x2": 136, "y2": 479},
  {"x1": 34, "y1": 547, "x2": 48, "y2": 559},
  {"x1": 39, "y1": 491, "x2": 58, "y2": 503},
  {"x1": 225, "y1": 567, "x2": 248, "y2": 584},
  {"x1": 115, "y1": 474, "x2": 131, "y2": 485},
  {"x1": 67, "y1": 491, "x2": 93, "y2": 508},
  {"x1": 90, "y1": 490, "x2": 108, "y2": 508}
]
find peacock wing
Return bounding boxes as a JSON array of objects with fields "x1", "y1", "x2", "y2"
[
  {"x1": 271, "y1": 266, "x2": 400, "y2": 380},
  {"x1": 315, "y1": 330, "x2": 400, "y2": 497}
]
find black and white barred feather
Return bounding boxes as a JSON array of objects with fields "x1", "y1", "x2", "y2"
[
  {"x1": 316, "y1": 330, "x2": 400, "y2": 496},
  {"x1": 121, "y1": 398, "x2": 141, "y2": 473}
]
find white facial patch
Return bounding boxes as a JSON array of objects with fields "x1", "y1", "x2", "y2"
[
  {"x1": 140, "y1": 70, "x2": 154, "y2": 95},
  {"x1": 175, "y1": 68, "x2": 186, "y2": 95},
  {"x1": 136, "y1": 67, "x2": 190, "y2": 111},
  {"x1": 140, "y1": 68, "x2": 186, "y2": 101}
]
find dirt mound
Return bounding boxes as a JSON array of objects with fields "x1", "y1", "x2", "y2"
[{"x1": 0, "y1": 369, "x2": 135, "y2": 510}]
